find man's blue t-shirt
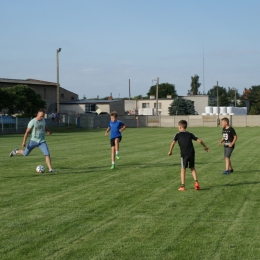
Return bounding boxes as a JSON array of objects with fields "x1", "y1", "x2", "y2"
[{"x1": 109, "y1": 120, "x2": 124, "y2": 139}]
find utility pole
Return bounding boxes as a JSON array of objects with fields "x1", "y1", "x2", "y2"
[
  {"x1": 129, "y1": 79, "x2": 131, "y2": 100},
  {"x1": 217, "y1": 81, "x2": 220, "y2": 125},
  {"x1": 56, "y1": 48, "x2": 62, "y2": 112},
  {"x1": 152, "y1": 77, "x2": 159, "y2": 116}
]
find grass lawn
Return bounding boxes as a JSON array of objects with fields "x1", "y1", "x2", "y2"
[{"x1": 1, "y1": 126, "x2": 260, "y2": 260}]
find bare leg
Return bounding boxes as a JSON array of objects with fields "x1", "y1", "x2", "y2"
[
  {"x1": 225, "y1": 157, "x2": 231, "y2": 171},
  {"x1": 191, "y1": 167, "x2": 198, "y2": 181},
  {"x1": 115, "y1": 138, "x2": 119, "y2": 153},
  {"x1": 16, "y1": 150, "x2": 24, "y2": 155},
  {"x1": 111, "y1": 146, "x2": 115, "y2": 163},
  {"x1": 45, "y1": 156, "x2": 52, "y2": 170},
  {"x1": 181, "y1": 168, "x2": 186, "y2": 185}
]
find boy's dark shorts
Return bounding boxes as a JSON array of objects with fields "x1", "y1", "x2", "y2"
[
  {"x1": 224, "y1": 146, "x2": 234, "y2": 158},
  {"x1": 110, "y1": 136, "x2": 122, "y2": 147},
  {"x1": 181, "y1": 155, "x2": 195, "y2": 169}
]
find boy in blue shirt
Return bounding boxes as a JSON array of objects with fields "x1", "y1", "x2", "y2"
[{"x1": 105, "y1": 111, "x2": 126, "y2": 169}]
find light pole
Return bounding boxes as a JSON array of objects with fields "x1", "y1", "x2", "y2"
[
  {"x1": 217, "y1": 81, "x2": 220, "y2": 125},
  {"x1": 152, "y1": 77, "x2": 159, "y2": 116},
  {"x1": 56, "y1": 48, "x2": 62, "y2": 112}
]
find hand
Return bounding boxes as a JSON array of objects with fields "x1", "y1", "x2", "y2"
[
  {"x1": 218, "y1": 142, "x2": 222, "y2": 146},
  {"x1": 204, "y1": 147, "x2": 209, "y2": 152},
  {"x1": 22, "y1": 142, "x2": 26, "y2": 147},
  {"x1": 47, "y1": 131, "x2": 52, "y2": 135},
  {"x1": 168, "y1": 151, "x2": 172, "y2": 156},
  {"x1": 229, "y1": 143, "x2": 233, "y2": 148},
  {"x1": 105, "y1": 132, "x2": 108, "y2": 136}
]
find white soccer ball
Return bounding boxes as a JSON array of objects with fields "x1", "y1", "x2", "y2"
[{"x1": 36, "y1": 165, "x2": 45, "y2": 173}]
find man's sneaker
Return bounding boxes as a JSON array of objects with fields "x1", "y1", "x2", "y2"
[
  {"x1": 49, "y1": 169, "x2": 55, "y2": 173},
  {"x1": 223, "y1": 170, "x2": 230, "y2": 174},
  {"x1": 194, "y1": 181, "x2": 200, "y2": 190},
  {"x1": 9, "y1": 148, "x2": 18, "y2": 157},
  {"x1": 116, "y1": 154, "x2": 120, "y2": 160},
  {"x1": 111, "y1": 165, "x2": 115, "y2": 169},
  {"x1": 178, "y1": 186, "x2": 185, "y2": 191}
]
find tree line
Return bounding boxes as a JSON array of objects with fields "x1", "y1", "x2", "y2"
[{"x1": 0, "y1": 85, "x2": 46, "y2": 117}]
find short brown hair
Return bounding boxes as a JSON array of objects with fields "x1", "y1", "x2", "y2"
[
  {"x1": 110, "y1": 111, "x2": 118, "y2": 118},
  {"x1": 222, "y1": 117, "x2": 229, "y2": 124},
  {"x1": 178, "y1": 120, "x2": 187, "y2": 129}
]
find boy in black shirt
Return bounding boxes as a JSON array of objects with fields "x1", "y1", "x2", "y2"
[
  {"x1": 168, "y1": 120, "x2": 209, "y2": 191},
  {"x1": 218, "y1": 117, "x2": 237, "y2": 174}
]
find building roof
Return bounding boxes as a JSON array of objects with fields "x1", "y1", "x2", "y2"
[
  {"x1": 60, "y1": 99, "x2": 119, "y2": 105},
  {"x1": 0, "y1": 78, "x2": 57, "y2": 86}
]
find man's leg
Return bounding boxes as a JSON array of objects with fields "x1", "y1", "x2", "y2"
[{"x1": 45, "y1": 156, "x2": 52, "y2": 171}]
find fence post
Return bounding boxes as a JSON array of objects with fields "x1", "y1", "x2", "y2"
[
  {"x1": 1, "y1": 116, "x2": 3, "y2": 133},
  {"x1": 16, "y1": 117, "x2": 18, "y2": 131}
]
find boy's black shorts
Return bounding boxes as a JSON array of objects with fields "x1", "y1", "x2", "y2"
[
  {"x1": 181, "y1": 155, "x2": 195, "y2": 169},
  {"x1": 110, "y1": 136, "x2": 122, "y2": 147}
]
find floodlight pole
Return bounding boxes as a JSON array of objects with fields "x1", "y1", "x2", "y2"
[
  {"x1": 217, "y1": 81, "x2": 220, "y2": 125},
  {"x1": 152, "y1": 77, "x2": 159, "y2": 116},
  {"x1": 56, "y1": 48, "x2": 62, "y2": 112}
]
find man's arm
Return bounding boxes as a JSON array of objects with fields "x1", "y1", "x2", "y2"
[
  {"x1": 168, "y1": 140, "x2": 176, "y2": 155},
  {"x1": 197, "y1": 138, "x2": 209, "y2": 152},
  {"x1": 22, "y1": 128, "x2": 31, "y2": 147},
  {"x1": 45, "y1": 125, "x2": 52, "y2": 135}
]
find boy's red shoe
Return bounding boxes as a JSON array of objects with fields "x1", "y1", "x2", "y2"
[
  {"x1": 178, "y1": 186, "x2": 185, "y2": 191},
  {"x1": 194, "y1": 181, "x2": 200, "y2": 190}
]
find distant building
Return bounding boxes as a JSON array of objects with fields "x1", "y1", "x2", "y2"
[
  {"x1": 60, "y1": 99, "x2": 125, "y2": 116},
  {"x1": 124, "y1": 95, "x2": 209, "y2": 115},
  {"x1": 0, "y1": 78, "x2": 78, "y2": 113}
]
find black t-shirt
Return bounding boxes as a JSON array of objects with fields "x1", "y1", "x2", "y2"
[
  {"x1": 222, "y1": 127, "x2": 236, "y2": 148},
  {"x1": 173, "y1": 131, "x2": 198, "y2": 157}
]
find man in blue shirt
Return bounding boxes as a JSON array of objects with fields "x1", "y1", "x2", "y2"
[{"x1": 105, "y1": 111, "x2": 126, "y2": 169}]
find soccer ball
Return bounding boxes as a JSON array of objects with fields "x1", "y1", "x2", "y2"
[{"x1": 36, "y1": 165, "x2": 45, "y2": 173}]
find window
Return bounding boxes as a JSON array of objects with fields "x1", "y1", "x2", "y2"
[
  {"x1": 154, "y1": 103, "x2": 162, "y2": 109},
  {"x1": 142, "y1": 103, "x2": 150, "y2": 108},
  {"x1": 61, "y1": 93, "x2": 64, "y2": 98},
  {"x1": 85, "y1": 104, "x2": 96, "y2": 112}
]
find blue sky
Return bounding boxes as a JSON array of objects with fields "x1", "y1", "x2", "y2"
[{"x1": 1, "y1": 0, "x2": 259, "y2": 99}]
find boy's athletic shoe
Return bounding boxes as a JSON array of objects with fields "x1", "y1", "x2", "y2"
[
  {"x1": 178, "y1": 186, "x2": 185, "y2": 191},
  {"x1": 9, "y1": 148, "x2": 18, "y2": 157},
  {"x1": 194, "y1": 181, "x2": 200, "y2": 190},
  {"x1": 49, "y1": 169, "x2": 55, "y2": 173},
  {"x1": 116, "y1": 154, "x2": 120, "y2": 159},
  {"x1": 111, "y1": 165, "x2": 115, "y2": 169},
  {"x1": 229, "y1": 169, "x2": 234, "y2": 173},
  {"x1": 223, "y1": 170, "x2": 230, "y2": 174}
]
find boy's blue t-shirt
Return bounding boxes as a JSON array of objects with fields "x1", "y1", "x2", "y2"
[{"x1": 109, "y1": 120, "x2": 124, "y2": 139}]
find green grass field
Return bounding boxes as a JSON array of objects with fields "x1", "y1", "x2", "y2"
[{"x1": 1, "y1": 127, "x2": 260, "y2": 260}]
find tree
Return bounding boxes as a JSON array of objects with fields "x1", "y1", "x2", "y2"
[
  {"x1": 207, "y1": 85, "x2": 230, "y2": 106},
  {"x1": 226, "y1": 87, "x2": 240, "y2": 107},
  {"x1": 168, "y1": 98, "x2": 196, "y2": 115},
  {"x1": 188, "y1": 75, "x2": 201, "y2": 95},
  {"x1": 147, "y1": 83, "x2": 177, "y2": 99},
  {"x1": 0, "y1": 88, "x2": 13, "y2": 113},
  {"x1": 6, "y1": 85, "x2": 46, "y2": 117}
]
